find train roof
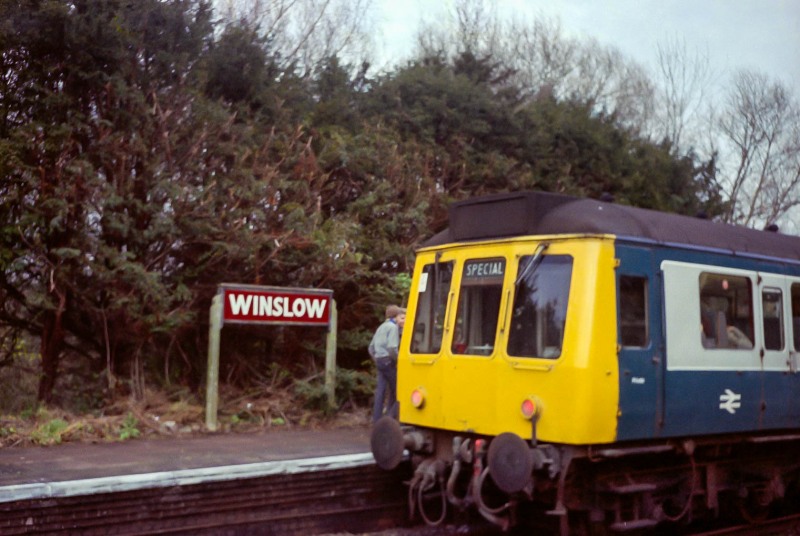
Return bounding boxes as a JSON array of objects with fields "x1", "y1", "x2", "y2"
[{"x1": 423, "y1": 191, "x2": 800, "y2": 262}]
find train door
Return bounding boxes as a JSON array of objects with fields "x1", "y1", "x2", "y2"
[
  {"x1": 441, "y1": 256, "x2": 508, "y2": 430},
  {"x1": 615, "y1": 244, "x2": 664, "y2": 440},
  {"x1": 790, "y1": 281, "x2": 800, "y2": 423},
  {"x1": 760, "y1": 275, "x2": 800, "y2": 429}
]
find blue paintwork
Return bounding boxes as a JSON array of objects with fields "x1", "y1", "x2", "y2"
[
  {"x1": 615, "y1": 237, "x2": 800, "y2": 441},
  {"x1": 615, "y1": 243, "x2": 663, "y2": 441},
  {"x1": 662, "y1": 371, "x2": 762, "y2": 436}
]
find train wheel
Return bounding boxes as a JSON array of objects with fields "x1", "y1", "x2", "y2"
[{"x1": 736, "y1": 488, "x2": 771, "y2": 524}]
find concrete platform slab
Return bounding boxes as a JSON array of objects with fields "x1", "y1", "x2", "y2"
[{"x1": 0, "y1": 427, "x2": 373, "y2": 502}]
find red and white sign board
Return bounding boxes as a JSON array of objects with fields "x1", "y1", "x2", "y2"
[{"x1": 220, "y1": 285, "x2": 333, "y2": 327}]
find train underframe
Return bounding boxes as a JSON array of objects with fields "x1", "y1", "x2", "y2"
[{"x1": 371, "y1": 418, "x2": 800, "y2": 534}]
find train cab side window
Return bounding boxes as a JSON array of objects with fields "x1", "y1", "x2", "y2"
[
  {"x1": 792, "y1": 284, "x2": 800, "y2": 351},
  {"x1": 761, "y1": 288, "x2": 784, "y2": 351},
  {"x1": 451, "y1": 259, "x2": 505, "y2": 356},
  {"x1": 619, "y1": 276, "x2": 649, "y2": 347},
  {"x1": 699, "y1": 273, "x2": 754, "y2": 350},
  {"x1": 507, "y1": 255, "x2": 573, "y2": 359},
  {"x1": 410, "y1": 261, "x2": 453, "y2": 355}
]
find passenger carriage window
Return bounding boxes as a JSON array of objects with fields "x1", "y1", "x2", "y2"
[
  {"x1": 699, "y1": 273, "x2": 754, "y2": 350},
  {"x1": 619, "y1": 276, "x2": 649, "y2": 347},
  {"x1": 792, "y1": 284, "x2": 800, "y2": 350},
  {"x1": 762, "y1": 288, "x2": 784, "y2": 351},
  {"x1": 410, "y1": 261, "x2": 453, "y2": 354},
  {"x1": 507, "y1": 255, "x2": 573, "y2": 359},
  {"x1": 451, "y1": 259, "x2": 505, "y2": 356}
]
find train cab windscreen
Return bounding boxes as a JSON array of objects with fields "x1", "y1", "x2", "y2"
[
  {"x1": 507, "y1": 255, "x2": 573, "y2": 359},
  {"x1": 410, "y1": 261, "x2": 453, "y2": 354},
  {"x1": 451, "y1": 259, "x2": 505, "y2": 356}
]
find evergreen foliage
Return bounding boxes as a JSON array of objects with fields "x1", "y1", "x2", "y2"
[{"x1": 0, "y1": 0, "x2": 726, "y2": 406}]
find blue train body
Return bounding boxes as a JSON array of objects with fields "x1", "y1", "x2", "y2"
[{"x1": 615, "y1": 240, "x2": 800, "y2": 441}]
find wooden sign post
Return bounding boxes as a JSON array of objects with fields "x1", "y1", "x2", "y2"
[{"x1": 206, "y1": 284, "x2": 336, "y2": 431}]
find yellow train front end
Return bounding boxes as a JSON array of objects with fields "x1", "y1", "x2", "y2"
[
  {"x1": 371, "y1": 191, "x2": 800, "y2": 533},
  {"x1": 398, "y1": 235, "x2": 619, "y2": 445},
  {"x1": 370, "y1": 229, "x2": 622, "y2": 531}
]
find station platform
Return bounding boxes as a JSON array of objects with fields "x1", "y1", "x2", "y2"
[{"x1": 0, "y1": 427, "x2": 373, "y2": 504}]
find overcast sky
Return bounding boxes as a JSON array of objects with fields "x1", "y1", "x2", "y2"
[{"x1": 375, "y1": 0, "x2": 800, "y2": 92}]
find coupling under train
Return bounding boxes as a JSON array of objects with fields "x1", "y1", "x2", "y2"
[{"x1": 370, "y1": 191, "x2": 800, "y2": 534}]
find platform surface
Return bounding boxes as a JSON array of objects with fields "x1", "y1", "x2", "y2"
[{"x1": 0, "y1": 427, "x2": 372, "y2": 499}]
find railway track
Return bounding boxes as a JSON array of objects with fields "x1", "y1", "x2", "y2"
[
  {"x1": 0, "y1": 457, "x2": 411, "y2": 535},
  {"x1": 5, "y1": 451, "x2": 797, "y2": 535},
  {"x1": 688, "y1": 514, "x2": 800, "y2": 536}
]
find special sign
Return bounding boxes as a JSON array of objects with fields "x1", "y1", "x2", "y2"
[
  {"x1": 463, "y1": 258, "x2": 505, "y2": 284},
  {"x1": 221, "y1": 285, "x2": 333, "y2": 326}
]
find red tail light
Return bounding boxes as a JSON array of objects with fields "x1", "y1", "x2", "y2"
[
  {"x1": 411, "y1": 389, "x2": 425, "y2": 409},
  {"x1": 521, "y1": 397, "x2": 541, "y2": 420}
]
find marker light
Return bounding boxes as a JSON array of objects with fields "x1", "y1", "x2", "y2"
[
  {"x1": 411, "y1": 389, "x2": 426, "y2": 409},
  {"x1": 521, "y1": 397, "x2": 541, "y2": 420}
]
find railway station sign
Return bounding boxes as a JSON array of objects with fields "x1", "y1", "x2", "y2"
[
  {"x1": 221, "y1": 285, "x2": 332, "y2": 326},
  {"x1": 206, "y1": 284, "x2": 337, "y2": 431}
]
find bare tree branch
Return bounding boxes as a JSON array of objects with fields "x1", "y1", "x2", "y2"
[
  {"x1": 217, "y1": 0, "x2": 376, "y2": 77},
  {"x1": 654, "y1": 36, "x2": 714, "y2": 152},
  {"x1": 717, "y1": 69, "x2": 800, "y2": 227}
]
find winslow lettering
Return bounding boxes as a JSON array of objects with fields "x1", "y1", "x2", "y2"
[{"x1": 227, "y1": 293, "x2": 328, "y2": 320}]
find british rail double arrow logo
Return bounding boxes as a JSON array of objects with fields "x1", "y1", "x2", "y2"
[{"x1": 719, "y1": 389, "x2": 742, "y2": 414}]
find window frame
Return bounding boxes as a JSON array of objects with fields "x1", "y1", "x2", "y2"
[
  {"x1": 619, "y1": 275, "x2": 650, "y2": 348},
  {"x1": 506, "y1": 254, "x2": 574, "y2": 360},
  {"x1": 450, "y1": 257, "x2": 506, "y2": 357},
  {"x1": 409, "y1": 260, "x2": 454, "y2": 355},
  {"x1": 698, "y1": 271, "x2": 755, "y2": 351},
  {"x1": 761, "y1": 286, "x2": 784, "y2": 352},
  {"x1": 662, "y1": 260, "x2": 761, "y2": 372}
]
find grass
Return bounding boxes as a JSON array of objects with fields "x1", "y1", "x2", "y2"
[
  {"x1": 0, "y1": 351, "x2": 374, "y2": 447},
  {"x1": 0, "y1": 382, "x2": 371, "y2": 447}
]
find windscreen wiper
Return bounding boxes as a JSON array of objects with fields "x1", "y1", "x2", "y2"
[{"x1": 515, "y1": 242, "x2": 549, "y2": 285}]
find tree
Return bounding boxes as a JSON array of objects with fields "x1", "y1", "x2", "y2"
[
  {"x1": 653, "y1": 37, "x2": 714, "y2": 153},
  {"x1": 217, "y1": 0, "x2": 376, "y2": 78},
  {"x1": 411, "y1": 2, "x2": 656, "y2": 138},
  {"x1": 0, "y1": 0, "x2": 216, "y2": 402},
  {"x1": 205, "y1": 23, "x2": 274, "y2": 104},
  {"x1": 716, "y1": 70, "x2": 800, "y2": 227},
  {"x1": 0, "y1": 0, "x2": 742, "y2": 413}
]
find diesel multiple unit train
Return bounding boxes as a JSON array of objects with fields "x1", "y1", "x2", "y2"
[{"x1": 370, "y1": 191, "x2": 800, "y2": 534}]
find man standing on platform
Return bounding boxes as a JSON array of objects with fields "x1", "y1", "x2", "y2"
[{"x1": 369, "y1": 305, "x2": 405, "y2": 423}]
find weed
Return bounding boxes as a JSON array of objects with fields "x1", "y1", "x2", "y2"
[
  {"x1": 294, "y1": 367, "x2": 373, "y2": 414},
  {"x1": 31, "y1": 418, "x2": 68, "y2": 445},
  {"x1": 118, "y1": 412, "x2": 141, "y2": 441},
  {"x1": 266, "y1": 363, "x2": 292, "y2": 388},
  {"x1": 294, "y1": 377, "x2": 331, "y2": 413},
  {"x1": 19, "y1": 406, "x2": 37, "y2": 420}
]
